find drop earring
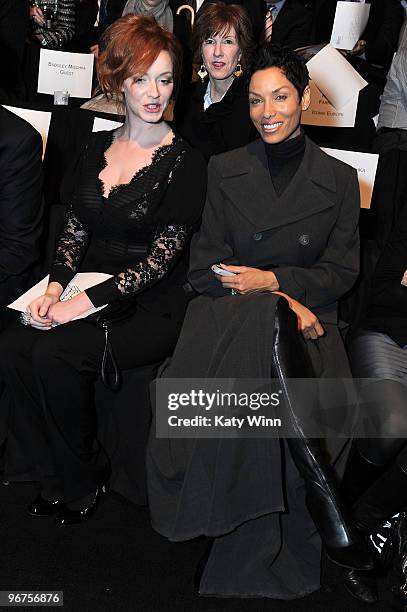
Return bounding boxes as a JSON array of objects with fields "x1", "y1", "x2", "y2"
[
  {"x1": 233, "y1": 63, "x2": 243, "y2": 78},
  {"x1": 197, "y1": 63, "x2": 208, "y2": 82}
]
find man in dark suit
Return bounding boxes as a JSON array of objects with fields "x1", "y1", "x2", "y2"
[
  {"x1": 271, "y1": 0, "x2": 313, "y2": 49},
  {"x1": 0, "y1": 107, "x2": 43, "y2": 329}
]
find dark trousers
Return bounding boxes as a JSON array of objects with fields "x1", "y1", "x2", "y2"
[{"x1": 0, "y1": 308, "x2": 181, "y2": 502}]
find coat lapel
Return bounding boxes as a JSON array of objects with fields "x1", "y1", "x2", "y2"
[{"x1": 219, "y1": 137, "x2": 338, "y2": 232}]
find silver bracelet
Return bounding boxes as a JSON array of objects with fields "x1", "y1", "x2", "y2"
[{"x1": 20, "y1": 312, "x2": 31, "y2": 326}]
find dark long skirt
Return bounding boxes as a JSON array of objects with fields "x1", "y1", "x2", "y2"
[{"x1": 147, "y1": 293, "x2": 322, "y2": 598}]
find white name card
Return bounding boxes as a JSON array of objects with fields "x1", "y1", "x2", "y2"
[
  {"x1": 302, "y1": 80, "x2": 358, "y2": 128},
  {"x1": 38, "y1": 49, "x2": 94, "y2": 98},
  {"x1": 307, "y1": 44, "x2": 367, "y2": 110},
  {"x1": 92, "y1": 117, "x2": 123, "y2": 132},
  {"x1": 2, "y1": 105, "x2": 51, "y2": 157},
  {"x1": 322, "y1": 147, "x2": 379, "y2": 209},
  {"x1": 330, "y1": 2, "x2": 371, "y2": 51}
]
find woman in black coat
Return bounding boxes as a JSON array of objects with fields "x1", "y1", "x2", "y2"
[
  {"x1": 148, "y1": 44, "x2": 372, "y2": 600},
  {"x1": 174, "y1": 1, "x2": 257, "y2": 161}
]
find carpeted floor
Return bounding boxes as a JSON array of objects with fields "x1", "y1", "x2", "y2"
[{"x1": 0, "y1": 482, "x2": 394, "y2": 612}]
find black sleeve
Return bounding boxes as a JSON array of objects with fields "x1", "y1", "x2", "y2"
[
  {"x1": 0, "y1": 127, "x2": 43, "y2": 283},
  {"x1": 273, "y1": 1, "x2": 313, "y2": 50},
  {"x1": 273, "y1": 168, "x2": 361, "y2": 308},
  {"x1": 368, "y1": 222, "x2": 407, "y2": 313},
  {"x1": 48, "y1": 202, "x2": 91, "y2": 289},
  {"x1": 364, "y1": 0, "x2": 403, "y2": 69},
  {"x1": 86, "y1": 147, "x2": 208, "y2": 306}
]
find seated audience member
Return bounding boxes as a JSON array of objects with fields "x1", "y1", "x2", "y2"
[
  {"x1": 25, "y1": 0, "x2": 76, "y2": 101},
  {"x1": 0, "y1": 0, "x2": 29, "y2": 101},
  {"x1": 29, "y1": 0, "x2": 76, "y2": 50},
  {"x1": 174, "y1": 2, "x2": 257, "y2": 161},
  {"x1": 303, "y1": 0, "x2": 398, "y2": 151},
  {"x1": 374, "y1": 47, "x2": 407, "y2": 151},
  {"x1": 0, "y1": 16, "x2": 206, "y2": 525},
  {"x1": 122, "y1": 0, "x2": 174, "y2": 30},
  {"x1": 263, "y1": 0, "x2": 313, "y2": 49},
  {"x1": 312, "y1": 0, "x2": 403, "y2": 79},
  {"x1": 147, "y1": 44, "x2": 373, "y2": 600},
  {"x1": 0, "y1": 107, "x2": 43, "y2": 331},
  {"x1": 341, "y1": 203, "x2": 407, "y2": 609}
]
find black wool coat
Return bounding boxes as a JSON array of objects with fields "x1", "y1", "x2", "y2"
[
  {"x1": 174, "y1": 76, "x2": 258, "y2": 162},
  {"x1": 188, "y1": 135, "x2": 360, "y2": 379}
]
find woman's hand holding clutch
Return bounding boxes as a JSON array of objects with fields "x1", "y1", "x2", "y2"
[{"x1": 216, "y1": 264, "x2": 279, "y2": 293}]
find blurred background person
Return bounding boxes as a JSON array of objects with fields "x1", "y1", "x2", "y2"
[
  {"x1": 0, "y1": 106, "x2": 43, "y2": 331},
  {"x1": 24, "y1": 0, "x2": 76, "y2": 101},
  {"x1": 122, "y1": 0, "x2": 174, "y2": 30},
  {"x1": 0, "y1": 0, "x2": 29, "y2": 102}
]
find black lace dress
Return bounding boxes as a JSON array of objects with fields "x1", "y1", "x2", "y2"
[
  {"x1": 50, "y1": 129, "x2": 206, "y2": 316},
  {"x1": 0, "y1": 129, "x2": 207, "y2": 502}
]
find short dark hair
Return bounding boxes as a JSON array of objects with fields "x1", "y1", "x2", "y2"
[
  {"x1": 192, "y1": 1, "x2": 254, "y2": 71},
  {"x1": 250, "y1": 44, "x2": 309, "y2": 99}
]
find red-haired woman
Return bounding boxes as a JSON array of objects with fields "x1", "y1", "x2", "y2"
[{"x1": 0, "y1": 15, "x2": 206, "y2": 525}]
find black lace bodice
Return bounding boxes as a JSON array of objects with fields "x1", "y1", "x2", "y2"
[{"x1": 50, "y1": 130, "x2": 207, "y2": 308}]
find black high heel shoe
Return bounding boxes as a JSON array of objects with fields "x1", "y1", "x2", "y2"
[
  {"x1": 55, "y1": 483, "x2": 108, "y2": 527},
  {"x1": 343, "y1": 568, "x2": 378, "y2": 604},
  {"x1": 28, "y1": 493, "x2": 64, "y2": 517}
]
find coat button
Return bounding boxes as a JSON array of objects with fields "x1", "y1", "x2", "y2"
[
  {"x1": 253, "y1": 232, "x2": 263, "y2": 241},
  {"x1": 298, "y1": 234, "x2": 310, "y2": 246}
]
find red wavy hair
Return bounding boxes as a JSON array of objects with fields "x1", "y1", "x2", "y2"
[{"x1": 97, "y1": 15, "x2": 182, "y2": 98}]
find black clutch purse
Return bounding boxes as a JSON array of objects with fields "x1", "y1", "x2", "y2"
[{"x1": 88, "y1": 300, "x2": 137, "y2": 391}]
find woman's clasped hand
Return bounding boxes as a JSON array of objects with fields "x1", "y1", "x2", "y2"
[{"x1": 26, "y1": 285, "x2": 93, "y2": 329}]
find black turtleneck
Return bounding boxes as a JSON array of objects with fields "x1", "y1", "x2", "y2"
[{"x1": 265, "y1": 130, "x2": 306, "y2": 197}]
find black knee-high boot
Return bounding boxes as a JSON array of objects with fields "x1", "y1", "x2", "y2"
[
  {"x1": 273, "y1": 300, "x2": 373, "y2": 572},
  {"x1": 287, "y1": 437, "x2": 373, "y2": 571}
]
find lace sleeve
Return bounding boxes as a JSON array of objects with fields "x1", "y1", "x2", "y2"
[
  {"x1": 86, "y1": 223, "x2": 189, "y2": 306},
  {"x1": 49, "y1": 203, "x2": 90, "y2": 288},
  {"x1": 115, "y1": 224, "x2": 188, "y2": 294}
]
